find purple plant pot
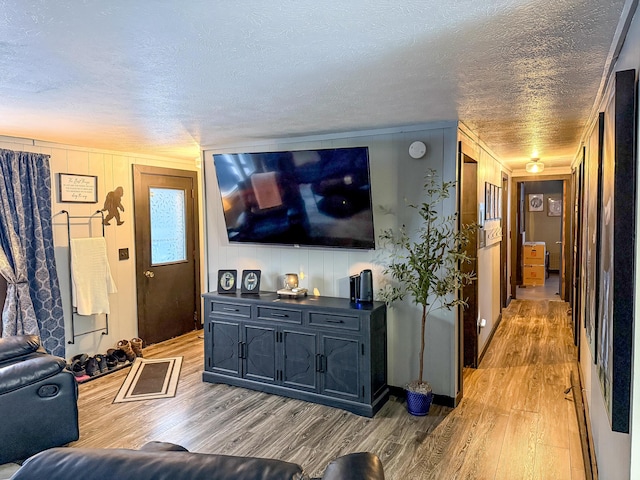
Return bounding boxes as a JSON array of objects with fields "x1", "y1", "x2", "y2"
[{"x1": 406, "y1": 389, "x2": 433, "y2": 416}]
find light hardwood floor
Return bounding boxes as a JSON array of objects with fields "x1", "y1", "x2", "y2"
[{"x1": 70, "y1": 299, "x2": 585, "y2": 479}]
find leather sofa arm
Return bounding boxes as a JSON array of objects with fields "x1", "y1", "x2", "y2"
[
  {"x1": 12, "y1": 448, "x2": 309, "y2": 480},
  {"x1": 0, "y1": 354, "x2": 67, "y2": 395},
  {"x1": 320, "y1": 453, "x2": 385, "y2": 480},
  {"x1": 0, "y1": 335, "x2": 40, "y2": 362}
]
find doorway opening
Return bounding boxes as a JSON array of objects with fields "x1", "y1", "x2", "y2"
[
  {"x1": 511, "y1": 176, "x2": 572, "y2": 302},
  {"x1": 460, "y1": 153, "x2": 479, "y2": 369}
]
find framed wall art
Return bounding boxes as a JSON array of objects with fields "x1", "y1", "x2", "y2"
[
  {"x1": 528, "y1": 194, "x2": 544, "y2": 212},
  {"x1": 547, "y1": 197, "x2": 562, "y2": 217},
  {"x1": 59, "y1": 173, "x2": 98, "y2": 203},
  {"x1": 596, "y1": 69, "x2": 636, "y2": 433}
]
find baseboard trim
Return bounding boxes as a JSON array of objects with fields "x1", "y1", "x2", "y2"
[
  {"x1": 574, "y1": 367, "x2": 598, "y2": 479},
  {"x1": 478, "y1": 313, "x2": 503, "y2": 365}
]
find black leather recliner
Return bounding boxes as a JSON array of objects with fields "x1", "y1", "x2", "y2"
[
  {"x1": 0, "y1": 334, "x2": 79, "y2": 464},
  {"x1": 10, "y1": 441, "x2": 385, "y2": 480}
]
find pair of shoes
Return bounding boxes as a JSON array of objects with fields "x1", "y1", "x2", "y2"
[
  {"x1": 69, "y1": 359, "x2": 86, "y2": 377},
  {"x1": 85, "y1": 353, "x2": 111, "y2": 377},
  {"x1": 105, "y1": 353, "x2": 119, "y2": 370},
  {"x1": 94, "y1": 354, "x2": 108, "y2": 373},
  {"x1": 116, "y1": 339, "x2": 136, "y2": 362},
  {"x1": 107, "y1": 348, "x2": 128, "y2": 365},
  {"x1": 85, "y1": 356, "x2": 100, "y2": 376},
  {"x1": 130, "y1": 337, "x2": 144, "y2": 358},
  {"x1": 68, "y1": 353, "x2": 88, "y2": 377}
]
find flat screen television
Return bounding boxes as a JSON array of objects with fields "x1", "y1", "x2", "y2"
[{"x1": 212, "y1": 146, "x2": 375, "y2": 249}]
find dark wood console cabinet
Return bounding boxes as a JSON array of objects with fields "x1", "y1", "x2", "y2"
[{"x1": 202, "y1": 292, "x2": 388, "y2": 417}]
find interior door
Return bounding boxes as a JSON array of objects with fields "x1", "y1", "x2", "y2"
[
  {"x1": 133, "y1": 165, "x2": 200, "y2": 345},
  {"x1": 460, "y1": 155, "x2": 478, "y2": 367}
]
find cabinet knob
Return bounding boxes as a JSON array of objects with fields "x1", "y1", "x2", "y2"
[{"x1": 144, "y1": 270, "x2": 155, "y2": 278}]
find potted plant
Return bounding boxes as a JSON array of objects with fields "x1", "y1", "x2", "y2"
[{"x1": 378, "y1": 169, "x2": 476, "y2": 416}]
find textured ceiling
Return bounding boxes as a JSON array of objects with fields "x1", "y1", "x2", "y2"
[{"x1": 0, "y1": 1, "x2": 628, "y2": 169}]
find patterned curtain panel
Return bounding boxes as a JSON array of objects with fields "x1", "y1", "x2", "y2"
[{"x1": 0, "y1": 149, "x2": 65, "y2": 357}]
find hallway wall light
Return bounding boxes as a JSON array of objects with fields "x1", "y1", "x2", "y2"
[{"x1": 525, "y1": 157, "x2": 545, "y2": 173}]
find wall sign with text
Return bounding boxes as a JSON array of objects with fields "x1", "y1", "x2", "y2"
[{"x1": 59, "y1": 173, "x2": 98, "y2": 203}]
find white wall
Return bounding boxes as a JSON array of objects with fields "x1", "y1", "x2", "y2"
[{"x1": 0, "y1": 135, "x2": 201, "y2": 362}]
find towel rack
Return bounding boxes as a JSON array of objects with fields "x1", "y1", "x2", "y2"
[{"x1": 60, "y1": 210, "x2": 109, "y2": 344}]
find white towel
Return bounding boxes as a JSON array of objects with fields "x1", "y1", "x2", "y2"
[{"x1": 70, "y1": 237, "x2": 117, "y2": 315}]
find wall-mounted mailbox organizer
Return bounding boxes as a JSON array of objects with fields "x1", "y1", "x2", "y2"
[
  {"x1": 202, "y1": 292, "x2": 389, "y2": 417},
  {"x1": 523, "y1": 242, "x2": 546, "y2": 286}
]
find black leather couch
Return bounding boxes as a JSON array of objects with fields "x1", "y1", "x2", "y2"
[
  {"x1": 10, "y1": 441, "x2": 385, "y2": 480},
  {"x1": 0, "y1": 335, "x2": 79, "y2": 464}
]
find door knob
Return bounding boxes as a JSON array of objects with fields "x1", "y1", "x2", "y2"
[{"x1": 144, "y1": 270, "x2": 155, "y2": 278}]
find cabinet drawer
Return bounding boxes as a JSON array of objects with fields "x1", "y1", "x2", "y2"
[
  {"x1": 309, "y1": 312, "x2": 360, "y2": 331},
  {"x1": 257, "y1": 306, "x2": 302, "y2": 324},
  {"x1": 210, "y1": 301, "x2": 251, "y2": 318}
]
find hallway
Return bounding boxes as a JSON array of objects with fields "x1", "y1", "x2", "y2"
[{"x1": 447, "y1": 298, "x2": 585, "y2": 479}]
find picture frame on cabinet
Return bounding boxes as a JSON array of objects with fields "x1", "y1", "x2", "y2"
[
  {"x1": 217, "y1": 270, "x2": 237, "y2": 294},
  {"x1": 241, "y1": 270, "x2": 261, "y2": 294}
]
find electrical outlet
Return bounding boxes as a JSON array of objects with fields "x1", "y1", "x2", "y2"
[{"x1": 118, "y1": 248, "x2": 129, "y2": 260}]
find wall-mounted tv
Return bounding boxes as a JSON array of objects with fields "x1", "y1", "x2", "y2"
[{"x1": 212, "y1": 146, "x2": 375, "y2": 249}]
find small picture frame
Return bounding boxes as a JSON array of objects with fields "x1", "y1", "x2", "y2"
[
  {"x1": 59, "y1": 173, "x2": 98, "y2": 203},
  {"x1": 528, "y1": 194, "x2": 544, "y2": 212},
  {"x1": 217, "y1": 270, "x2": 237, "y2": 294},
  {"x1": 241, "y1": 270, "x2": 261, "y2": 294}
]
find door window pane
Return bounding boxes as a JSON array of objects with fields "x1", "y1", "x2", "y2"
[{"x1": 150, "y1": 187, "x2": 187, "y2": 264}]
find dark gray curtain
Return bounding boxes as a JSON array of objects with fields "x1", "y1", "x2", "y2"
[{"x1": 0, "y1": 149, "x2": 65, "y2": 357}]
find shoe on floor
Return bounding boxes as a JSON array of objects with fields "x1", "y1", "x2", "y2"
[
  {"x1": 105, "y1": 353, "x2": 118, "y2": 370},
  {"x1": 108, "y1": 348, "x2": 128, "y2": 364},
  {"x1": 130, "y1": 337, "x2": 144, "y2": 358},
  {"x1": 85, "y1": 356, "x2": 100, "y2": 376},
  {"x1": 116, "y1": 339, "x2": 136, "y2": 362},
  {"x1": 70, "y1": 359, "x2": 86, "y2": 377},
  {"x1": 95, "y1": 353, "x2": 108, "y2": 373}
]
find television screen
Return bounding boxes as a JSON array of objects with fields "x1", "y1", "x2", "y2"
[{"x1": 212, "y1": 146, "x2": 375, "y2": 249}]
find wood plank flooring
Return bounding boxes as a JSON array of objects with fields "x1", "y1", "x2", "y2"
[{"x1": 70, "y1": 299, "x2": 585, "y2": 479}]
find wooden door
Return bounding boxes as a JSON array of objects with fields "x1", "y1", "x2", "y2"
[
  {"x1": 460, "y1": 154, "x2": 478, "y2": 368},
  {"x1": 132, "y1": 165, "x2": 200, "y2": 345}
]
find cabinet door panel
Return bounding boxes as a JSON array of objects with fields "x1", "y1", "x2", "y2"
[
  {"x1": 245, "y1": 325, "x2": 277, "y2": 383},
  {"x1": 321, "y1": 335, "x2": 360, "y2": 399},
  {"x1": 211, "y1": 320, "x2": 241, "y2": 376},
  {"x1": 283, "y1": 330, "x2": 317, "y2": 391}
]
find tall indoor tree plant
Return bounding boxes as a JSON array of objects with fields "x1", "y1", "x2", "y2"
[{"x1": 379, "y1": 169, "x2": 476, "y2": 415}]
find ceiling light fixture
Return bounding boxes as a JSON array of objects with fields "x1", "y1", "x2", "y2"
[{"x1": 525, "y1": 157, "x2": 544, "y2": 173}]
